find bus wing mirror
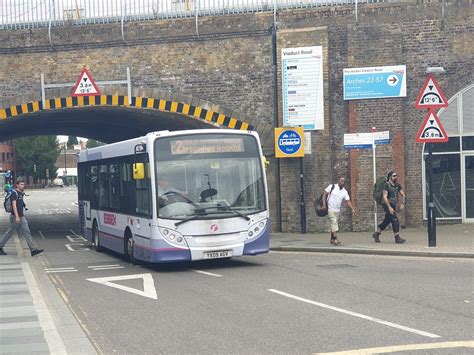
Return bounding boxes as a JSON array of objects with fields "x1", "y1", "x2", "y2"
[
  {"x1": 263, "y1": 156, "x2": 270, "y2": 170},
  {"x1": 133, "y1": 163, "x2": 145, "y2": 180}
]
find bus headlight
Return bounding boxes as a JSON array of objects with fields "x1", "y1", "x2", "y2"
[
  {"x1": 159, "y1": 228, "x2": 185, "y2": 246},
  {"x1": 247, "y1": 219, "x2": 267, "y2": 240}
]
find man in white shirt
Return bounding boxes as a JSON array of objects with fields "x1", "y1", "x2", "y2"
[{"x1": 321, "y1": 177, "x2": 356, "y2": 245}]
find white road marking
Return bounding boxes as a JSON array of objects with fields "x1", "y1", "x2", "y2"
[
  {"x1": 316, "y1": 340, "x2": 474, "y2": 354},
  {"x1": 268, "y1": 289, "x2": 441, "y2": 339},
  {"x1": 88, "y1": 264, "x2": 122, "y2": 268},
  {"x1": 91, "y1": 266, "x2": 125, "y2": 271},
  {"x1": 38, "y1": 231, "x2": 46, "y2": 240},
  {"x1": 44, "y1": 267, "x2": 78, "y2": 273},
  {"x1": 191, "y1": 269, "x2": 223, "y2": 277},
  {"x1": 44, "y1": 267, "x2": 75, "y2": 271},
  {"x1": 21, "y1": 262, "x2": 68, "y2": 354},
  {"x1": 87, "y1": 273, "x2": 158, "y2": 299}
]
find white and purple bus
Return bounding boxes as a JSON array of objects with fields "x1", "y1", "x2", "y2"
[{"x1": 77, "y1": 129, "x2": 269, "y2": 263}]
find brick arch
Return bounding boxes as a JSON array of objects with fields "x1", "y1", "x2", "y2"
[{"x1": 0, "y1": 88, "x2": 274, "y2": 150}]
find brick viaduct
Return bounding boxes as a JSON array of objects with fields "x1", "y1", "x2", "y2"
[{"x1": 0, "y1": 0, "x2": 472, "y2": 232}]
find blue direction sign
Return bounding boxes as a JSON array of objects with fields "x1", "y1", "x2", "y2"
[
  {"x1": 275, "y1": 127, "x2": 305, "y2": 158},
  {"x1": 343, "y1": 65, "x2": 407, "y2": 100}
]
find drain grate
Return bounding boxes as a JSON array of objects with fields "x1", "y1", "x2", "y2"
[{"x1": 317, "y1": 264, "x2": 357, "y2": 269}]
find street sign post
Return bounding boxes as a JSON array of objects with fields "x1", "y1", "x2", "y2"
[
  {"x1": 416, "y1": 74, "x2": 449, "y2": 247},
  {"x1": 344, "y1": 130, "x2": 390, "y2": 231},
  {"x1": 275, "y1": 127, "x2": 306, "y2": 234}
]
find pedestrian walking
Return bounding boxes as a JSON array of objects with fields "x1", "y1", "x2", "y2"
[
  {"x1": 372, "y1": 171, "x2": 406, "y2": 244},
  {"x1": 321, "y1": 177, "x2": 356, "y2": 245},
  {"x1": 0, "y1": 179, "x2": 43, "y2": 256}
]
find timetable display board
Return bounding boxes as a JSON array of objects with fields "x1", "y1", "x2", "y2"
[{"x1": 281, "y1": 46, "x2": 324, "y2": 131}]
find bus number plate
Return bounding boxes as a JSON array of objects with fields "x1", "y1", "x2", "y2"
[{"x1": 203, "y1": 250, "x2": 232, "y2": 259}]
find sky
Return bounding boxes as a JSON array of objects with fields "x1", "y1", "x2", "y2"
[{"x1": 57, "y1": 136, "x2": 88, "y2": 143}]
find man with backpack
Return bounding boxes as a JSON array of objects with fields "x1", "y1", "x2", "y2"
[
  {"x1": 321, "y1": 177, "x2": 356, "y2": 245},
  {"x1": 0, "y1": 179, "x2": 43, "y2": 256},
  {"x1": 372, "y1": 171, "x2": 406, "y2": 244}
]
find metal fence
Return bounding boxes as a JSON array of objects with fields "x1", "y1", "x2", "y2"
[{"x1": 1, "y1": 0, "x2": 386, "y2": 30}]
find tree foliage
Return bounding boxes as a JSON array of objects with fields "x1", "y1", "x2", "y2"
[
  {"x1": 86, "y1": 139, "x2": 105, "y2": 149},
  {"x1": 12, "y1": 136, "x2": 60, "y2": 181},
  {"x1": 67, "y1": 136, "x2": 78, "y2": 148}
]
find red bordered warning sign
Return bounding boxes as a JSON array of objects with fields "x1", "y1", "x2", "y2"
[
  {"x1": 415, "y1": 74, "x2": 448, "y2": 109},
  {"x1": 72, "y1": 69, "x2": 101, "y2": 97},
  {"x1": 416, "y1": 109, "x2": 449, "y2": 143}
]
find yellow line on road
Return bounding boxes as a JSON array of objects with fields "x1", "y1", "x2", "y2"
[{"x1": 316, "y1": 340, "x2": 474, "y2": 354}]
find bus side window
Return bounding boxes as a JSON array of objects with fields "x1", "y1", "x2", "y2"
[
  {"x1": 120, "y1": 162, "x2": 136, "y2": 215},
  {"x1": 98, "y1": 165, "x2": 109, "y2": 210},
  {"x1": 109, "y1": 164, "x2": 120, "y2": 211},
  {"x1": 135, "y1": 163, "x2": 150, "y2": 216},
  {"x1": 90, "y1": 166, "x2": 99, "y2": 209}
]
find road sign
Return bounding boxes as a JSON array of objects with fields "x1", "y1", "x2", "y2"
[
  {"x1": 343, "y1": 65, "x2": 407, "y2": 100},
  {"x1": 415, "y1": 74, "x2": 448, "y2": 109},
  {"x1": 416, "y1": 110, "x2": 448, "y2": 143},
  {"x1": 275, "y1": 127, "x2": 304, "y2": 158},
  {"x1": 87, "y1": 273, "x2": 158, "y2": 299},
  {"x1": 343, "y1": 132, "x2": 373, "y2": 149},
  {"x1": 373, "y1": 130, "x2": 390, "y2": 145},
  {"x1": 281, "y1": 46, "x2": 324, "y2": 130},
  {"x1": 72, "y1": 68, "x2": 101, "y2": 97}
]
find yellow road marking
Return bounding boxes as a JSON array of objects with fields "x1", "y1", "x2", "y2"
[{"x1": 316, "y1": 340, "x2": 474, "y2": 354}]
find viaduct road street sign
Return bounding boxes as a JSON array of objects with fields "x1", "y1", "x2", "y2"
[
  {"x1": 275, "y1": 127, "x2": 305, "y2": 158},
  {"x1": 72, "y1": 68, "x2": 101, "y2": 97},
  {"x1": 416, "y1": 109, "x2": 449, "y2": 143},
  {"x1": 343, "y1": 65, "x2": 407, "y2": 100},
  {"x1": 415, "y1": 74, "x2": 448, "y2": 109}
]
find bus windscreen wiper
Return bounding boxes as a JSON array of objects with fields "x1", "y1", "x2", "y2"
[
  {"x1": 175, "y1": 207, "x2": 250, "y2": 227},
  {"x1": 195, "y1": 206, "x2": 250, "y2": 221}
]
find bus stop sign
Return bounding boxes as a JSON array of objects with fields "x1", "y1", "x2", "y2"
[{"x1": 275, "y1": 127, "x2": 305, "y2": 158}]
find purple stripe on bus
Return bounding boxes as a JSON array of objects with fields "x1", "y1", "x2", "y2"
[{"x1": 243, "y1": 222, "x2": 270, "y2": 256}]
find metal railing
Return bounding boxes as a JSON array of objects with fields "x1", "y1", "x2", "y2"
[{"x1": 1, "y1": 0, "x2": 386, "y2": 30}]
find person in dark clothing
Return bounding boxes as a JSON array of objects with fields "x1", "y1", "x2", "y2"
[
  {"x1": 372, "y1": 171, "x2": 406, "y2": 244},
  {"x1": 0, "y1": 179, "x2": 43, "y2": 256}
]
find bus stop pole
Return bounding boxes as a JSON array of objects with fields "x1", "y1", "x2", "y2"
[
  {"x1": 300, "y1": 157, "x2": 306, "y2": 234},
  {"x1": 427, "y1": 142, "x2": 437, "y2": 247}
]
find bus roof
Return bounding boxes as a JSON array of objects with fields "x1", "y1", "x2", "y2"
[{"x1": 78, "y1": 129, "x2": 257, "y2": 163}]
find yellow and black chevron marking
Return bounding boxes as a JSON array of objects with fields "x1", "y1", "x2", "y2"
[{"x1": 0, "y1": 95, "x2": 254, "y2": 131}]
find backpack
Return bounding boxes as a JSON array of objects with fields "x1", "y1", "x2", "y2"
[
  {"x1": 314, "y1": 184, "x2": 335, "y2": 217},
  {"x1": 373, "y1": 177, "x2": 388, "y2": 205},
  {"x1": 3, "y1": 190, "x2": 15, "y2": 213}
]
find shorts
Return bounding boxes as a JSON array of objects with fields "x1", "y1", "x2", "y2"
[{"x1": 327, "y1": 210, "x2": 340, "y2": 233}]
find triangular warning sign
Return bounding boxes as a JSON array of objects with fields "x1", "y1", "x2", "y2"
[
  {"x1": 416, "y1": 109, "x2": 449, "y2": 143},
  {"x1": 71, "y1": 68, "x2": 101, "y2": 97},
  {"x1": 87, "y1": 273, "x2": 157, "y2": 299},
  {"x1": 415, "y1": 74, "x2": 448, "y2": 109}
]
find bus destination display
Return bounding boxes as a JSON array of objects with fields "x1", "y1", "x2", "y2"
[{"x1": 170, "y1": 138, "x2": 244, "y2": 155}]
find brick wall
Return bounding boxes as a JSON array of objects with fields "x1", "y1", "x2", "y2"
[{"x1": 0, "y1": 0, "x2": 472, "y2": 231}]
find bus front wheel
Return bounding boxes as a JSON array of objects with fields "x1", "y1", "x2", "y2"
[
  {"x1": 92, "y1": 221, "x2": 104, "y2": 252},
  {"x1": 124, "y1": 230, "x2": 138, "y2": 265}
]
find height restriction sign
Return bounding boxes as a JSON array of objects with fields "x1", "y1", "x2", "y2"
[
  {"x1": 416, "y1": 109, "x2": 448, "y2": 143},
  {"x1": 72, "y1": 69, "x2": 101, "y2": 97},
  {"x1": 415, "y1": 74, "x2": 448, "y2": 109}
]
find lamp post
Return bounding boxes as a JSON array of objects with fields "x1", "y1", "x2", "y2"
[{"x1": 63, "y1": 144, "x2": 67, "y2": 184}]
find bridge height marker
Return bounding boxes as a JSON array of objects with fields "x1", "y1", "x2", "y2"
[
  {"x1": 40, "y1": 67, "x2": 132, "y2": 108},
  {"x1": 71, "y1": 69, "x2": 100, "y2": 97}
]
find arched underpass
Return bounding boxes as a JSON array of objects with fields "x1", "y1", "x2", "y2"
[{"x1": 0, "y1": 94, "x2": 269, "y2": 144}]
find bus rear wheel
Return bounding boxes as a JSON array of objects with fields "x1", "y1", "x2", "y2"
[
  {"x1": 124, "y1": 231, "x2": 138, "y2": 265},
  {"x1": 92, "y1": 221, "x2": 104, "y2": 252}
]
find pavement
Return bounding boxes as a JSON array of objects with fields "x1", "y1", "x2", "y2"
[
  {"x1": 0, "y1": 223, "x2": 472, "y2": 354},
  {"x1": 270, "y1": 223, "x2": 474, "y2": 258},
  {"x1": 0, "y1": 234, "x2": 97, "y2": 355}
]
